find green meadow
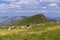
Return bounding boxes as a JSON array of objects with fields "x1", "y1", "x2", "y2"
[
  {"x1": 0, "y1": 14, "x2": 60, "y2": 40},
  {"x1": 0, "y1": 23, "x2": 60, "y2": 40}
]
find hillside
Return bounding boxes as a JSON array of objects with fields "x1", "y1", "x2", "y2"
[
  {"x1": 11, "y1": 14, "x2": 48, "y2": 26},
  {"x1": 0, "y1": 23, "x2": 60, "y2": 40}
]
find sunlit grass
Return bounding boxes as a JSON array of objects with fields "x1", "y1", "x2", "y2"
[{"x1": 0, "y1": 22, "x2": 60, "y2": 40}]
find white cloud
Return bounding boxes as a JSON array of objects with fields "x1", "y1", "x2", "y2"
[
  {"x1": 49, "y1": 3, "x2": 58, "y2": 7},
  {"x1": 13, "y1": 0, "x2": 39, "y2": 6},
  {"x1": 2, "y1": 0, "x2": 60, "y2": 3},
  {"x1": 0, "y1": 4, "x2": 8, "y2": 9},
  {"x1": 0, "y1": 0, "x2": 40, "y2": 9},
  {"x1": 17, "y1": 0, "x2": 29, "y2": 5},
  {"x1": 48, "y1": 3, "x2": 59, "y2": 8},
  {"x1": 0, "y1": 3, "x2": 21, "y2": 9},
  {"x1": 15, "y1": 10, "x2": 48, "y2": 13},
  {"x1": 2, "y1": 0, "x2": 39, "y2": 5},
  {"x1": 40, "y1": 0, "x2": 60, "y2": 2},
  {"x1": 2, "y1": 0, "x2": 17, "y2": 2},
  {"x1": 41, "y1": 7, "x2": 47, "y2": 9},
  {"x1": 0, "y1": 0, "x2": 40, "y2": 11},
  {"x1": 0, "y1": 0, "x2": 59, "y2": 13}
]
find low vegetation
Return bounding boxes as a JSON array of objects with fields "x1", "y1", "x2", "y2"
[
  {"x1": 0, "y1": 22, "x2": 60, "y2": 40},
  {"x1": 0, "y1": 14, "x2": 60, "y2": 40}
]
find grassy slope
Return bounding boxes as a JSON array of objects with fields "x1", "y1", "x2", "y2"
[
  {"x1": 0, "y1": 23, "x2": 60, "y2": 40},
  {"x1": 11, "y1": 14, "x2": 48, "y2": 26},
  {"x1": 39, "y1": 29, "x2": 60, "y2": 40}
]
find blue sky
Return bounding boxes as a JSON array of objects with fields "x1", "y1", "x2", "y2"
[{"x1": 0, "y1": 0, "x2": 60, "y2": 18}]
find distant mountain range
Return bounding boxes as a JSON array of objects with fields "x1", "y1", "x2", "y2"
[
  {"x1": 0, "y1": 16, "x2": 27, "y2": 25},
  {"x1": 55, "y1": 17, "x2": 60, "y2": 22},
  {"x1": 0, "y1": 15, "x2": 60, "y2": 26},
  {"x1": 47, "y1": 17, "x2": 60, "y2": 22}
]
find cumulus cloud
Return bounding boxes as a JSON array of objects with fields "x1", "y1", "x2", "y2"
[
  {"x1": 49, "y1": 3, "x2": 57, "y2": 7},
  {"x1": 13, "y1": 0, "x2": 39, "y2": 6},
  {"x1": 0, "y1": 0, "x2": 59, "y2": 13},
  {"x1": 48, "y1": 3, "x2": 59, "y2": 8},
  {"x1": 2, "y1": 0, "x2": 60, "y2": 3},
  {"x1": 2, "y1": 0, "x2": 39, "y2": 5},
  {"x1": 0, "y1": 0, "x2": 40, "y2": 9}
]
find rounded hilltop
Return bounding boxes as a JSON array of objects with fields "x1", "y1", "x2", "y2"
[{"x1": 11, "y1": 14, "x2": 48, "y2": 26}]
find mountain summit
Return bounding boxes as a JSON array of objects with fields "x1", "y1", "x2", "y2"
[{"x1": 11, "y1": 14, "x2": 48, "y2": 26}]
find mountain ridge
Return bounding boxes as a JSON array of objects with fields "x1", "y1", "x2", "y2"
[{"x1": 11, "y1": 14, "x2": 48, "y2": 26}]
